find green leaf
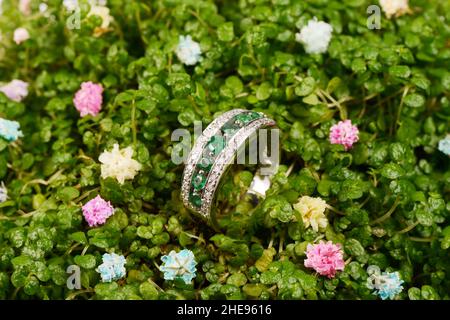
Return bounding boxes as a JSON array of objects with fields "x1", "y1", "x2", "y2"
[
  {"x1": 295, "y1": 77, "x2": 315, "y2": 96},
  {"x1": 389, "y1": 65, "x2": 411, "y2": 78},
  {"x1": 137, "y1": 226, "x2": 153, "y2": 239},
  {"x1": 57, "y1": 187, "x2": 80, "y2": 202},
  {"x1": 404, "y1": 93, "x2": 425, "y2": 108},
  {"x1": 74, "y1": 255, "x2": 97, "y2": 269},
  {"x1": 381, "y1": 163, "x2": 405, "y2": 179},
  {"x1": 256, "y1": 82, "x2": 272, "y2": 101},
  {"x1": 302, "y1": 94, "x2": 320, "y2": 105},
  {"x1": 217, "y1": 22, "x2": 234, "y2": 42}
]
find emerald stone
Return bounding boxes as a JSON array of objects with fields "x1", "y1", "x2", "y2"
[
  {"x1": 235, "y1": 113, "x2": 253, "y2": 124},
  {"x1": 192, "y1": 173, "x2": 207, "y2": 190},
  {"x1": 207, "y1": 135, "x2": 226, "y2": 155},
  {"x1": 189, "y1": 193, "x2": 202, "y2": 207},
  {"x1": 248, "y1": 111, "x2": 262, "y2": 120},
  {"x1": 222, "y1": 121, "x2": 239, "y2": 137},
  {"x1": 235, "y1": 112, "x2": 261, "y2": 125}
]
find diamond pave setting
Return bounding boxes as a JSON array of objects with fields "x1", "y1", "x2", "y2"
[{"x1": 181, "y1": 109, "x2": 276, "y2": 224}]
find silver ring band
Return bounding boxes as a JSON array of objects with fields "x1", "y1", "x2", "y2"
[{"x1": 181, "y1": 109, "x2": 277, "y2": 229}]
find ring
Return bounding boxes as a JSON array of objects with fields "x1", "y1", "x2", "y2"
[{"x1": 181, "y1": 109, "x2": 278, "y2": 229}]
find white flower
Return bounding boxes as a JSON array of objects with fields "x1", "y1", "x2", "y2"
[
  {"x1": 88, "y1": 5, "x2": 114, "y2": 37},
  {"x1": 63, "y1": 0, "x2": 78, "y2": 11},
  {"x1": 99, "y1": 144, "x2": 142, "y2": 184},
  {"x1": 89, "y1": 0, "x2": 107, "y2": 6},
  {"x1": 19, "y1": 0, "x2": 31, "y2": 15},
  {"x1": 13, "y1": 27, "x2": 30, "y2": 45},
  {"x1": 39, "y1": 3, "x2": 48, "y2": 13},
  {"x1": 0, "y1": 79, "x2": 29, "y2": 102},
  {"x1": 379, "y1": 0, "x2": 410, "y2": 18},
  {"x1": 293, "y1": 196, "x2": 328, "y2": 232},
  {"x1": 0, "y1": 182, "x2": 7, "y2": 203},
  {"x1": 295, "y1": 18, "x2": 333, "y2": 54},
  {"x1": 176, "y1": 35, "x2": 202, "y2": 66}
]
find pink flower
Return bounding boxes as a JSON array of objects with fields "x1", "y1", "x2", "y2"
[
  {"x1": 329, "y1": 119, "x2": 359, "y2": 150},
  {"x1": 0, "y1": 80, "x2": 29, "y2": 102},
  {"x1": 82, "y1": 195, "x2": 114, "y2": 227},
  {"x1": 13, "y1": 27, "x2": 30, "y2": 45},
  {"x1": 73, "y1": 81, "x2": 103, "y2": 117},
  {"x1": 19, "y1": 0, "x2": 32, "y2": 15},
  {"x1": 304, "y1": 241, "x2": 345, "y2": 278}
]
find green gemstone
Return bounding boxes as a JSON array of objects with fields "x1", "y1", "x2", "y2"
[
  {"x1": 235, "y1": 113, "x2": 253, "y2": 124},
  {"x1": 192, "y1": 173, "x2": 207, "y2": 190},
  {"x1": 249, "y1": 111, "x2": 262, "y2": 120},
  {"x1": 222, "y1": 121, "x2": 239, "y2": 137},
  {"x1": 234, "y1": 112, "x2": 262, "y2": 125},
  {"x1": 207, "y1": 135, "x2": 226, "y2": 155},
  {"x1": 189, "y1": 193, "x2": 202, "y2": 207}
]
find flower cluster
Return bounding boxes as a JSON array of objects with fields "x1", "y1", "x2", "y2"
[
  {"x1": 13, "y1": 27, "x2": 30, "y2": 45},
  {"x1": 329, "y1": 119, "x2": 359, "y2": 150},
  {"x1": 88, "y1": 5, "x2": 114, "y2": 37},
  {"x1": 0, "y1": 118, "x2": 23, "y2": 142},
  {"x1": 82, "y1": 195, "x2": 115, "y2": 227},
  {"x1": 160, "y1": 249, "x2": 197, "y2": 284},
  {"x1": 304, "y1": 241, "x2": 345, "y2": 278},
  {"x1": 293, "y1": 196, "x2": 328, "y2": 232},
  {"x1": 63, "y1": 0, "x2": 78, "y2": 11},
  {"x1": 438, "y1": 135, "x2": 450, "y2": 156},
  {"x1": 176, "y1": 35, "x2": 202, "y2": 66},
  {"x1": 366, "y1": 265, "x2": 404, "y2": 300},
  {"x1": 96, "y1": 253, "x2": 127, "y2": 282},
  {"x1": 295, "y1": 18, "x2": 333, "y2": 54},
  {"x1": 379, "y1": 0, "x2": 410, "y2": 18},
  {"x1": 73, "y1": 81, "x2": 103, "y2": 117},
  {"x1": 0, "y1": 79, "x2": 29, "y2": 102},
  {"x1": 19, "y1": 0, "x2": 31, "y2": 16},
  {"x1": 99, "y1": 144, "x2": 142, "y2": 184}
]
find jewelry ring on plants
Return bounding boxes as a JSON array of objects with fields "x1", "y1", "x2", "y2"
[{"x1": 181, "y1": 109, "x2": 280, "y2": 230}]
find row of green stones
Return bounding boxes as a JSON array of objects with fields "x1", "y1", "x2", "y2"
[{"x1": 188, "y1": 111, "x2": 263, "y2": 208}]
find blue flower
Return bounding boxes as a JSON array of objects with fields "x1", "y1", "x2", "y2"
[
  {"x1": 160, "y1": 249, "x2": 197, "y2": 284},
  {"x1": 96, "y1": 253, "x2": 126, "y2": 282},
  {"x1": 0, "y1": 118, "x2": 23, "y2": 142},
  {"x1": 366, "y1": 266, "x2": 403, "y2": 300},
  {"x1": 377, "y1": 272, "x2": 404, "y2": 300},
  {"x1": 438, "y1": 135, "x2": 450, "y2": 156},
  {"x1": 175, "y1": 35, "x2": 202, "y2": 66}
]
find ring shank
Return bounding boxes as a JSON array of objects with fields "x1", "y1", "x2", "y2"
[{"x1": 181, "y1": 110, "x2": 278, "y2": 229}]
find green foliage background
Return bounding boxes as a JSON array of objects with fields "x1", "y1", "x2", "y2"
[{"x1": 0, "y1": 0, "x2": 449, "y2": 300}]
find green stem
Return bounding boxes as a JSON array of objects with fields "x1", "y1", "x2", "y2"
[
  {"x1": 131, "y1": 97, "x2": 137, "y2": 146},
  {"x1": 65, "y1": 289, "x2": 94, "y2": 300},
  {"x1": 397, "y1": 221, "x2": 419, "y2": 234},
  {"x1": 74, "y1": 187, "x2": 100, "y2": 203},
  {"x1": 370, "y1": 196, "x2": 400, "y2": 225},
  {"x1": 326, "y1": 205, "x2": 345, "y2": 215},
  {"x1": 81, "y1": 245, "x2": 90, "y2": 256},
  {"x1": 396, "y1": 86, "x2": 410, "y2": 129},
  {"x1": 409, "y1": 237, "x2": 434, "y2": 242}
]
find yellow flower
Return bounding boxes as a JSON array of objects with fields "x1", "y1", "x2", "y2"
[
  {"x1": 379, "y1": 0, "x2": 410, "y2": 19},
  {"x1": 88, "y1": 5, "x2": 114, "y2": 37},
  {"x1": 99, "y1": 144, "x2": 141, "y2": 184},
  {"x1": 293, "y1": 196, "x2": 328, "y2": 232}
]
